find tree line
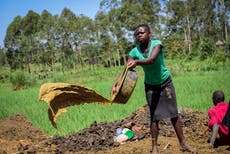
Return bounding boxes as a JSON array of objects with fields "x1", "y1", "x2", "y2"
[{"x1": 0, "y1": 0, "x2": 229, "y2": 74}]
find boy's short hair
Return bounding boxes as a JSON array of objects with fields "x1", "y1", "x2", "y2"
[
  {"x1": 212, "y1": 90, "x2": 225, "y2": 104},
  {"x1": 134, "y1": 24, "x2": 151, "y2": 35}
]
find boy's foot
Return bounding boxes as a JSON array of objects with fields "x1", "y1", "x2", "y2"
[
  {"x1": 151, "y1": 146, "x2": 159, "y2": 154},
  {"x1": 180, "y1": 143, "x2": 196, "y2": 153}
]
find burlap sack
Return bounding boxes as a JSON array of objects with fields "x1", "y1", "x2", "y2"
[{"x1": 39, "y1": 67, "x2": 137, "y2": 128}]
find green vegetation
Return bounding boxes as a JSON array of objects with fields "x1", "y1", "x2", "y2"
[
  {"x1": 10, "y1": 70, "x2": 37, "y2": 90},
  {"x1": 0, "y1": 60, "x2": 229, "y2": 136},
  {"x1": 1, "y1": 1, "x2": 229, "y2": 76}
]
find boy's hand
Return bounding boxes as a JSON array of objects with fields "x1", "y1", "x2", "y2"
[
  {"x1": 110, "y1": 82, "x2": 118, "y2": 96},
  {"x1": 127, "y1": 59, "x2": 136, "y2": 68},
  {"x1": 208, "y1": 143, "x2": 214, "y2": 149}
]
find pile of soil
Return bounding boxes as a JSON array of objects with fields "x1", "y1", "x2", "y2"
[{"x1": 0, "y1": 105, "x2": 230, "y2": 154}]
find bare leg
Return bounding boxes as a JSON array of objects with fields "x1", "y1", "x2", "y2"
[
  {"x1": 171, "y1": 117, "x2": 196, "y2": 152},
  {"x1": 151, "y1": 120, "x2": 159, "y2": 154}
]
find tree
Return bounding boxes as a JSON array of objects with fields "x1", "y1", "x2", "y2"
[
  {"x1": 37, "y1": 10, "x2": 56, "y2": 72},
  {"x1": 21, "y1": 10, "x2": 40, "y2": 73},
  {"x1": 216, "y1": 0, "x2": 229, "y2": 41},
  {"x1": 4, "y1": 16, "x2": 23, "y2": 70},
  {"x1": 56, "y1": 8, "x2": 77, "y2": 73},
  {"x1": 98, "y1": 0, "x2": 162, "y2": 66},
  {"x1": 167, "y1": 0, "x2": 192, "y2": 53},
  {"x1": 0, "y1": 47, "x2": 7, "y2": 66}
]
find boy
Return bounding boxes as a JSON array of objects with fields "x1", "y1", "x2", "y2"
[
  {"x1": 208, "y1": 90, "x2": 230, "y2": 148},
  {"x1": 112, "y1": 24, "x2": 195, "y2": 153}
]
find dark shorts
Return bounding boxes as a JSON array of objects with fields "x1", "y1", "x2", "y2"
[{"x1": 145, "y1": 76, "x2": 178, "y2": 121}]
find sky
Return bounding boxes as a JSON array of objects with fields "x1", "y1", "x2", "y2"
[{"x1": 0, "y1": 0, "x2": 102, "y2": 48}]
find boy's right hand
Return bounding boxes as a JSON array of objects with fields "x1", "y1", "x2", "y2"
[{"x1": 127, "y1": 59, "x2": 136, "y2": 68}]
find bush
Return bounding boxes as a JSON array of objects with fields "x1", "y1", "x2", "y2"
[
  {"x1": 0, "y1": 66, "x2": 10, "y2": 83},
  {"x1": 10, "y1": 70, "x2": 37, "y2": 90}
]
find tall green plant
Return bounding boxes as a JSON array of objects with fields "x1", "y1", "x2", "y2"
[
  {"x1": 198, "y1": 36, "x2": 215, "y2": 60},
  {"x1": 10, "y1": 70, "x2": 36, "y2": 90}
]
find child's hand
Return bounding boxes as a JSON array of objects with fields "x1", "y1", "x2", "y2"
[
  {"x1": 208, "y1": 143, "x2": 214, "y2": 149},
  {"x1": 110, "y1": 82, "x2": 118, "y2": 96},
  {"x1": 127, "y1": 59, "x2": 136, "y2": 68}
]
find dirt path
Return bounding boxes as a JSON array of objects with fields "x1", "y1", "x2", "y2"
[{"x1": 0, "y1": 105, "x2": 230, "y2": 154}]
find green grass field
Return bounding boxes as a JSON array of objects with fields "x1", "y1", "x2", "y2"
[{"x1": 0, "y1": 60, "x2": 229, "y2": 136}]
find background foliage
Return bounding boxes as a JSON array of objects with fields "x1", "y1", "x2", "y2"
[{"x1": 0, "y1": 0, "x2": 229, "y2": 76}]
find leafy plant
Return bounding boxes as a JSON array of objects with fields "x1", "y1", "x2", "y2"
[
  {"x1": 10, "y1": 70, "x2": 37, "y2": 90},
  {"x1": 0, "y1": 66, "x2": 10, "y2": 83}
]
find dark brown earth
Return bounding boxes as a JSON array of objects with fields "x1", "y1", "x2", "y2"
[{"x1": 1, "y1": 105, "x2": 230, "y2": 154}]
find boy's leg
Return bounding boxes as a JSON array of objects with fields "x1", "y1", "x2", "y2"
[
  {"x1": 171, "y1": 116, "x2": 196, "y2": 152},
  {"x1": 151, "y1": 120, "x2": 159, "y2": 154}
]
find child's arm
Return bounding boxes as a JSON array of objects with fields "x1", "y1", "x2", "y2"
[{"x1": 209, "y1": 123, "x2": 219, "y2": 148}]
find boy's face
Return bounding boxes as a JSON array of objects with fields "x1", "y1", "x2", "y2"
[{"x1": 134, "y1": 27, "x2": 149, "y2": 44}]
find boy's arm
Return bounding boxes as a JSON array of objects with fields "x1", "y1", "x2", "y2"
[
  {"x1": 209, "y1": 123, "x2": 219, "y2": 148},
  {"x1": 127, "y1": 45, "x2": 161, "y2": 67}
]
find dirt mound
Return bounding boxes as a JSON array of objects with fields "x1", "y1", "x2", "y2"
[
  {"x1": 0, "y1": 113, "x2": 50, "y2": 153},
  {"x1": 0, "y1": 106, "x2": 230, "y2": 154}
]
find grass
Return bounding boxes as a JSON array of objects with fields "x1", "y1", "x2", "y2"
[
  {"x1": 174, "y1": 70, "x2": 230, "y2": 111},
  {"x1": 0, "y1": 60, "x2": 229, "y2": 136}
]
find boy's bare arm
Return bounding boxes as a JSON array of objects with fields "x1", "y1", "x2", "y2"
[{"x1": 209, "y1": 123, "x2": 219, "y2": 148}]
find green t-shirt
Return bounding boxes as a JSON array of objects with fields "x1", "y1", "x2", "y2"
[{"x1": 129, "y1": 40, "x2": 170, "y2": 85}]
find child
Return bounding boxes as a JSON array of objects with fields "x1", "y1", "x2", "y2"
[
  {"x1": 208, "y1": 90, "x2": 230, "y2": 148},
  {"x1": 112, "y1": 24, "x2": 195, "y2": 154}
]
